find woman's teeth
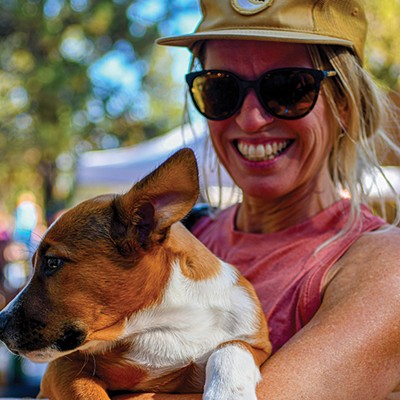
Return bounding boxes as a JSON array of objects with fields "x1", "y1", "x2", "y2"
[{"x1": 237, "y1": 140, "x2": 292, "y2": 161}]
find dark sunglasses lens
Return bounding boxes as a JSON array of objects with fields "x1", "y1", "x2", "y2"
[
  {"x1": 260, "y1": 70, "x2": 318, "y2": 118},
  {"x1": 190, "y1": 72, "x2": 240, "y2": 120}
]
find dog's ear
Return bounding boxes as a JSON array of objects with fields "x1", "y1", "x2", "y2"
[{"x1": 111, "y1": 148, "x2": 199, "y2": 253}]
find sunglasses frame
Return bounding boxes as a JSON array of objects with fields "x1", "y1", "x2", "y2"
[{"x1": 186, "y1": 67, "x2": 337, "y2": 121}]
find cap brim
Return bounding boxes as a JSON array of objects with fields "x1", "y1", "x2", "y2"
[{"x1": 156, "y1": 29, "x2": 353, "y2": 50}]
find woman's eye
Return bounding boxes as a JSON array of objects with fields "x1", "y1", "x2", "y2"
[{"x1": 44, "y1": 257, "x2": 64, "y2": 275}]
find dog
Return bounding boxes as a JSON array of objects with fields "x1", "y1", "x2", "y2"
[{"x1": 0, "y1": 148, "x2": 271, "y2": 399}]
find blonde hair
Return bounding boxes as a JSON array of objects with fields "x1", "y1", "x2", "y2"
[{"x1": 308, "y1": 44, "x2": 400, "y2": 226}]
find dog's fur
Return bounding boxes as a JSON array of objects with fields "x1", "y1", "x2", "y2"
[{"x1": 0, "y1": 149, "x2": 271, "y2": 399}]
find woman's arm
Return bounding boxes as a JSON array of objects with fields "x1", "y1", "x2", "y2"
[{"x1": 256, "y1": 229, "x2": 400, "y2": 399}]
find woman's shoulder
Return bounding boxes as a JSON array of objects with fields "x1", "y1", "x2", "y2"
[
  {"x1": 323, "y1": 225, "x2": 400, "y2": 306},
  {"x1": 339, "y1": 225, "x2": 400, "y2": 269}
]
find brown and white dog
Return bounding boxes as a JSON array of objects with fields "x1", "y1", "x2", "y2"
[{"x1": 0, "y1": 149, "x2": 271, "y2": 399}]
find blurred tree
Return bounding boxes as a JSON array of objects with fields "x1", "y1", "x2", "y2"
[
  {"x1": 364, "y1": 0, "x2": 400, "y2": 167},
  {"x1": 365, "y1": 0, "x2": 400, "y2": 91},
  {"x1": 0, "y1": 0, "x2": 198, "y2": 218}
]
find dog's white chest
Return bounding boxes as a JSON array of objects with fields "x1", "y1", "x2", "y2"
[{"x1": 123, "y1": 260, "x2": 259, "y2": 371}]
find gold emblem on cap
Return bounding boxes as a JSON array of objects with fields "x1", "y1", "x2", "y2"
[{"x1": 231, "y1": 0, "x2": 273, "y2": 15}]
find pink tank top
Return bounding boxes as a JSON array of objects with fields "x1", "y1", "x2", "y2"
[{"x1": 191, "y1": 200, "x2": 385, "y2": 353}]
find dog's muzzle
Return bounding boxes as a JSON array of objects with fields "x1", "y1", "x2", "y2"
[
  {"x1": 0, "y1": 298, "x2": 86, "y2": 358},
  {"x1": 0, "y1": 304, "x2": 48, "y2": 354}
]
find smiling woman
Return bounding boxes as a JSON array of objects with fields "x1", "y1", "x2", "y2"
[{"x1": 1, "y1": 0, "x2": 399, "y2": 398}]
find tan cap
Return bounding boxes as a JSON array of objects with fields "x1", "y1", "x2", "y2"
[{"x1": 156, "y1": 0, "x2": 367, "y2": 62}]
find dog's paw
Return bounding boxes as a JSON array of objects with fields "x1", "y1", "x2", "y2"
[
  {"x1": 203, "y1": 344, "x2": 260, "y2": 400},
  {"x1": 203, "y1": 385, "x2": 257, "y2": 400}
]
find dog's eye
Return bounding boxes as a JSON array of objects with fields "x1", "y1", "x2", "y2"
[{"x1": 44, "y1": 257, "x2": 64, "y2": 276}]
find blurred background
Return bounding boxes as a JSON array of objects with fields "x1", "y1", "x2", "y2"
[{"x1": 0, "y1": 0, "x2": 399, "y2": 397}]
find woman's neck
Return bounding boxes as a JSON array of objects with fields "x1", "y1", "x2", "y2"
[{"x1": 235, "y1": 173, "x2": 340, "y2": 234}]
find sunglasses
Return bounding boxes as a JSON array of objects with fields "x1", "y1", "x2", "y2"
[{"x1": 186, "y1": 67, "x2": 337, "y2": 121}]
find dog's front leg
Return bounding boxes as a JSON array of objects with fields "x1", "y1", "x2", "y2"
[
  {"x1": 38, "y1": 358, "x2": 110, "y2": 400},
  {"x1": 203, "y1": 341, "x2": 267, "y2": 400}
]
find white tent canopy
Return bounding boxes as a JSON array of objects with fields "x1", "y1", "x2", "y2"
[{"x1": 75, "y1": 124, "x2": 238, "y2": 204}]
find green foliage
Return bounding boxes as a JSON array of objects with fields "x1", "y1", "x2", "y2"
[
  {"x1": 0, "y1": 0, "x2": 197, "y2": 217},
  {"x1": 365, "y1": 0, "x2": 400, "y2": 91}
]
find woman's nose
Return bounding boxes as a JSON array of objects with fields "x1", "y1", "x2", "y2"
[{"x1": 234, "y1": 90, "x2": 274, "y2": 133}]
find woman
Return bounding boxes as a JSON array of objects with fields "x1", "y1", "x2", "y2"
[{"x1": 118, "y1": 0, "x2": 400, "y2": 398}]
